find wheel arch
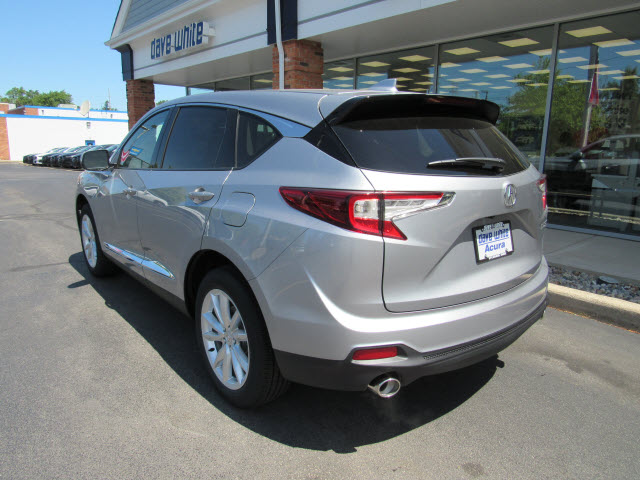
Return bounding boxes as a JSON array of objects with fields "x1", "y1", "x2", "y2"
[
  {"x1": 76, "y1": 194, "x2": 89, "y2": 224},
  {"x1": 184, "y1": 249, "x2": 259, "y2": 320}
]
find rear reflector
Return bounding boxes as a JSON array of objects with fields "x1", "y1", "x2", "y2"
[
  {"x1": 279, "y1": 188, "x2": 454, "y2": 240},
  {"x1": 537, "y1": 175, "x2": 547, "y2": 211},
  {"x1": 353, "y1": 346, "x2": 398, "y2": 361}
]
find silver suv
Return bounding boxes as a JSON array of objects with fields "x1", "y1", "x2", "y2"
[{"x1": 76, "y1": 90, "x2": 548, "y2": 407}]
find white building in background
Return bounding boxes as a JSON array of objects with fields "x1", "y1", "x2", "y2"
[{"x1": 0, "y1": 105, "x2": 129, "y2": 161}]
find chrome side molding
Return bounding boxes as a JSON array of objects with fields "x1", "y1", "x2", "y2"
[{"x1": 104, "y1": 243, "x2": 175, "y2": 279}]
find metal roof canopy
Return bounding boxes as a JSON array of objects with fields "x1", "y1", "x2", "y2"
[{"x1": 107, "y1": 0, "x2": 639, "y2": 88}]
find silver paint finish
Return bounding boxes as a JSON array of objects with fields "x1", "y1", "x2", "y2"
[
  {"x1": 91, "y1": 169, "x2": 147, "y2": 277},
  {"x1": 158, "y1": 90, "x2": 408, "y2": 130},
  {"x1": 251, "y1": 248, "x2": 547, "y2": 360},
  {"x1": 361, "y1": 166, "x2": 545, "y2": 312},
  {"x1": 188, "y1": 188, "x2": 215, "y2": 204},
  {"x1": 160, "y1": 91, "x2": 327, "y2": 128},
  {"x1": 221, "y1": 193, "x2": 256, "y2": 227},
  {"x1": 204, "y1": 138, "x2": 375, "y2": 281},
  {"x1": 136, "y1": 169, "x2": 230, "y2": 298},
  {"x1": 77, "y1": 89, "x2": 548, "y2": 376}
]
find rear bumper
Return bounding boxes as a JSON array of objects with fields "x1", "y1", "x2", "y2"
[{"x1": 274, "y1": 298, "x2": 547, "y2": 391}]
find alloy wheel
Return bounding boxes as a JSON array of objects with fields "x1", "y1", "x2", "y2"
[
  {"x1": 200, "y1": 289, "x2": 250, "y2": 390},
  {"x1": 81, "y1": 214, "x2": 98, "y2": 268}
]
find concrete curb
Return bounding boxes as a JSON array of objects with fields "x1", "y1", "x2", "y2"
[{"x1": 548, "y1": 283, "x2": 640, "y2": 332}]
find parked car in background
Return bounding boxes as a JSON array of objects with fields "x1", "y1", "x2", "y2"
[
  {"x1": 545, "y1": 134, "x2": 640, "y2": 210},
  {"x1": 26, "y1": 147, "x2": 64, "y2": 165},
  {"x1": 76, "y1": 90, "x2": 548, "y2": 408},
  {"x1": 52, "y1": 146, "x2": 84, "y2": 167},
  {"x1": 34, "y1": 148, "x2": 68, "y2": 166},
  {"x1": 71, "y1": 144, "x2": 116, "y2": 169},
  {"x1": 42, "y1": 148, "x2": 67, "y2": 166},
  {"x1": 60, "y1": 145, "x2": 96, "y2": 168}
]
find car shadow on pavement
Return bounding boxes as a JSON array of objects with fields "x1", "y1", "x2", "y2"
[{"x1": 69, "y1": 252, "x2": 501, "y2": 453}]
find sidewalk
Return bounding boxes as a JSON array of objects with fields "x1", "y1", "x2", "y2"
[
  {"x1": 544, "y1": 228, "x2": 640, "y2": 284},
  {"x1": 543, "y1": 227, "x2": 640, "y2": 331}
]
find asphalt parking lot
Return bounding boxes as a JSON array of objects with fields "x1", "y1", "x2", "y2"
[{"x1": 1, "y1": 162, "x2": 639, "y2": 479}]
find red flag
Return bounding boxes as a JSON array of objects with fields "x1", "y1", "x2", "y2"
[{"x1": 588, "y1": 69, "x2": 599, "y2": 106}]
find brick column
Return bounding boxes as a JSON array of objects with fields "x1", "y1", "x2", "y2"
[
  {"x1": 0, "y1": 117, "x2": 10, "y2": 160},
  {"x1": 272, "y1": 39, "x2": 323, "y2": 89},
  {"x1": 126, "y1": 79, "x2": 155, "y2": 130}
]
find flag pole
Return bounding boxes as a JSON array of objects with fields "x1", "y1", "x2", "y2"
[{"x1": 582, "y1": 62, "x2": 600, "y2": 147}]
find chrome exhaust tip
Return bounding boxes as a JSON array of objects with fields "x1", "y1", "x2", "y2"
[{"x1": 368, "y1": 375, "x2": 401, "y2": 398}]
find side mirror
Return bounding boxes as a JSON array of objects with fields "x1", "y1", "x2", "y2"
[{"x1": 82, "y1": 150, "x2": 110, "y2": 170}]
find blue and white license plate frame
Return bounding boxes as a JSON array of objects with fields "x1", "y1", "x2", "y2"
[{"x1": 472, "y1": 221, "x2": 514, "y2": 264}]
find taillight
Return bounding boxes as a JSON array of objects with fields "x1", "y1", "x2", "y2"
[
  {"x1": 537, "y1": 175, "x2": 547, "y2": 211},
  {"x1": 279, "y1": 188, "x2": 453, "y2": 240}
]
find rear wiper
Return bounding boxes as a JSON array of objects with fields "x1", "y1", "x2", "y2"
[{"x1": 427, "y1": 157, "x2": 506, "y2": 171}]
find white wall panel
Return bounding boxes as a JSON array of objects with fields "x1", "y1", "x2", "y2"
[{"x1": 6, "y1": 117, "x2": 128, "y2": 161}]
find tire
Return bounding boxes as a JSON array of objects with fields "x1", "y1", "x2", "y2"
[
  {"x1": 195, "y1": 267, "x2": 289, "y2": 408},
  {"x1": 78, "y1": 204, "x2": 117, "y2": 277}
]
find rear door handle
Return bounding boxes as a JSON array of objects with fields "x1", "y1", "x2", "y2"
[{"x1": 188, "y1": 188, "x2": 215, "y2": 204}]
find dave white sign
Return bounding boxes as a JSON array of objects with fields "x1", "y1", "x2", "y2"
[{"x1": 151, "y1": 21, "x2": 214, "y2": 60}]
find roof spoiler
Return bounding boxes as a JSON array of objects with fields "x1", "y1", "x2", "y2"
[{"x1": 323, "y1": 94, "x2": 501, "y2": 126}]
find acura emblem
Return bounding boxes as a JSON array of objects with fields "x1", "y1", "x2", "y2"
[{"x1": 504, "y1": 184, "x2": 517, "y2": 207}]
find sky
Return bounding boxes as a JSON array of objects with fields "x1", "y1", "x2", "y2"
[{"x1": 0, "y1": 0, "x2": 185, "y2": 111}]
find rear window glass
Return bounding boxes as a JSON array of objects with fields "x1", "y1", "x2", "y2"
[
  {"x1": 332, "y1": 117, "x2": 529, "y2": 176},
  {"x1": 236, "y1": 112, "x2": 281, "y2": 168}
]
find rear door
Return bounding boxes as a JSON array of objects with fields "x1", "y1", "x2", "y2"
[
  {"x1": 136, "y1": 105, "x2": 235, "y2": 299},
  {"x1": 325, "y1": 95, "x2": 547, "y2": 312}
]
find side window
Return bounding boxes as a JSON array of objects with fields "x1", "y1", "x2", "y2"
[
  {"x1": 119, "y1": 110, "x2": 170, "y2": 169},
  {"x1": 236, "y1": 112, "x2": 281, "y2": 168},
  {"x1": 161, "y1": 106, "x2": 230, "y2": 170}
]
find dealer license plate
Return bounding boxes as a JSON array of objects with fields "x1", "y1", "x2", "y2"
[{"x1": 473, "y1": 221, "x2": 514, "y2": 263}]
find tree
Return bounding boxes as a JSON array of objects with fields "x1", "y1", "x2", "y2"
[
  {"x1": 599, "y1": 65, "x2": 640, "y2": 134},
  {"x1": 101, "y1": 100, "x2": 117, "y2": 111},
  {"x1": 33, "y1": 90, "x2": 73, "y2": 107},
  {"x1": 502, "y1": 57, "x2": 607, "y2": 156},
  {"x1": 156, "y1": 100, "x2": 168, "y2": 106},
  {"x1": 0, "y1": 87, "x2": 72, "y2": 107},
  {"x1": 1, "y1": 87, "x2": 38, "y2": 106}
]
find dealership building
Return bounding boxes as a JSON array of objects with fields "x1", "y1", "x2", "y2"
[
  {"x1": 107, "y1": 0, "x2": 640, "y2": 239},
  {"x1": 0, "y1": 104, "x2": 129, "y2": 161}
]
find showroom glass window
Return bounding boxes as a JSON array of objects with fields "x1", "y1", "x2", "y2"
[
  {"x1": 161, "y1": 107, "x2": 231, "y2": 170},
  {"x1": 250, "y1": 72, "x2": 274, "y2": 90},
  {"x1": 544, "y1": 11, "x2": 640, "y2": 237},
  {"x1": 437, "y1": 26, "x2": 554, "y2": 167},
  {"x1": 215, "y1": 77, "x2": 251, "y2": 91},
  {"x1": 356, "y1": 47, "x2": 436, "y2": 93},
  {"x1": 323, "y1": 59, "x2": 356, "y2": 89},
  {"x1": 119, "y1": 109, "x2": 171, "y2": 169}
]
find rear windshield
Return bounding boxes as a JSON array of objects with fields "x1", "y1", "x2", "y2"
[{"x1": 332, "y1": 117, "x2": 529, "y2": 176}]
